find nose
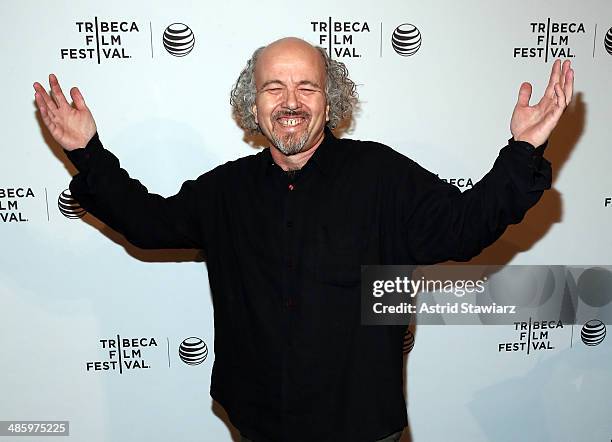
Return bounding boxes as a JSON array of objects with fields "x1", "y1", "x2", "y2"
[{"x1": 283, "y1": 88, "x2": 299, "y2": 111}]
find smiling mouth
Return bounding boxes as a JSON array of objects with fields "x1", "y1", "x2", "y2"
[
  {"x1": 273, "y1": 111, "x2": 310, "y2": 129},
  {"x1": 278, "y1": 117, "x2": 305, "y2": 127}
]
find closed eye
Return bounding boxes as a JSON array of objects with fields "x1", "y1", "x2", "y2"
[{"x1": 264, "y1": 87, "x2": 283, "y2": 94}]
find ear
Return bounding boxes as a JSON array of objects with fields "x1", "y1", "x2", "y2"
[
  {"x1": 325, "y1": 104, "x2": 330, "y2": 122},
  {"x1": 252, "y1": 104, "x2": 258, "y2": 124}
]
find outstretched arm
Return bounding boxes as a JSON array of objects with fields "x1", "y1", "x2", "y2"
[
  {"x1": 403, "y1": 60, "x2": 574, "y2": 264},
  {"x1": 33, "y1": 74, "x2": 209, "y2": 250}
]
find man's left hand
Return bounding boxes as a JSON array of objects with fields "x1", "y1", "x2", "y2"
[{"x1": 510, "y1": 59, "x2": 574, "y2": 148}]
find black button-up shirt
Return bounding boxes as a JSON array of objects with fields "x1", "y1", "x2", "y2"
[{"x1": 66, "y1": 128, "x2": 551, "y2": 442}]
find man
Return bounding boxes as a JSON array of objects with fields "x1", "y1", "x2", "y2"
[{"x1": 33, "y1": 37, "x2": 573, "y2": 442}]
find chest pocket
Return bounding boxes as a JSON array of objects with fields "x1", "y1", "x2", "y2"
[{"x1": 315, "y1": 223, "x2": 378, "y2": 287}]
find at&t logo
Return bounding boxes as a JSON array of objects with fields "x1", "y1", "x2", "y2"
[
  {"x1": 58, "y1": 189, "x2": 86, "y2": 219},
  {"x1": 163, "y1": 23, "x2": 195, "y2": 57},
  {"x1": 581, "y1": 319, "x2": 606, "y2": 346},
  {"x1": 403, "y1": 330, "x2": 415, "y2": 354},
  {"x1": 179, "y1": 337, "x2": 208, "y2": 365},
  {"x1": 391, "y1": 23, "x2": 422, "y2": 56},
  {"x1": 604, "y1": 27, "x2": 612, "y2": 56}
]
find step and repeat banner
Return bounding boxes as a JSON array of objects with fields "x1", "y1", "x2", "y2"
[{"x1": 1, "y1": 0, "x2": 611, "y2": 441}]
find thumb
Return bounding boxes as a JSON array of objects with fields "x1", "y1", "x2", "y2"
[
  {"x1": 70, "y1": 87, "x2": 88, "y2": 111},
  {"x1": 517, "y1": 82, "x2": 532, "y2": 107}
]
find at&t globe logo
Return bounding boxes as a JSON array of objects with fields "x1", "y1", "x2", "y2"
[
  {"x1": 163, "y1": 23, "x2": 195, "y2": 57},
  {"x1": 179, "y1": 337, "x2": 208, "y2": 365},
  {"x1": 392, "y1": 23, "x2": 422, "y2": 56},
  {"x1": 604, "y1": 27, "x2": 612, "y2": 56},
  {"x1": 403, "y1": 330, "x2": 415, "y2": 354},
  {"x1": 580, "y1": 320, "x2": 606, "y2": 346},
  {"x1": 58, "y1": 189, "x2": 86, "y2": 219}
]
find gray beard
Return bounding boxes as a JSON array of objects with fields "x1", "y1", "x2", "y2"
[{"x1": 271, "y1": 130, "x2": 310, "y2": 156}]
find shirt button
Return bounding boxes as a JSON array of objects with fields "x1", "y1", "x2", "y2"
[
  {"x1": 288, "y1": 184, "x2": 294, "y2": 191},
  {"x1": 286, "y1": 221, "x2": 293, "y2": 228}
]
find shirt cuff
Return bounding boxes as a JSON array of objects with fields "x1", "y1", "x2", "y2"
[
  {"x1": 508, "y1": 137, "x2": 548, "y2": 157},
  {"x1": 502, "y1": 137, "x2": 551, "y2": 192},
  {"x1": 64, "y1": 133, "x2": 101, "y2": 173}
]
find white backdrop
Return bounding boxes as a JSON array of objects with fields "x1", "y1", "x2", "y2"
[{"x1": 1, "y1": 0, "x2": 611, "y2": 441}]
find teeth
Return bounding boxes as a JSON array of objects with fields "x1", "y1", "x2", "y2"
[{"x1": 280, "y1": 118, "x2": 301, "y2": 126}]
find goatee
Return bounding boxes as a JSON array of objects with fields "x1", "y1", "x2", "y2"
[
  {"x1": 271, "y1": 130, "x2": 310, "y2": 156},
  {"x1": 269, "y1": 110, "x2": 311, "y2": 155}
]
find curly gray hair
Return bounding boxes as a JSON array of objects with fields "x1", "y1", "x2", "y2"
[{"x1": 230, "y1": 45, "x2": 358, "y2": 133}]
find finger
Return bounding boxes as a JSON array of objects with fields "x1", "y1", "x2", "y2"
[
  {"x1": 35, "y1": 94, "x2": 57, "y2": 129},
  {"x1": 542, "y1": 94, "x2": 567, "y2": 129},
  {"x1": 49, "y1": 73, "x2": 69, "y2": 108},
  {"x1": 70, "y1": 87, "x2": 88, "y2": 111},
  {"x1": 559, "y1": 60, "x2": 570, "y2": 91},
  {"x1": 34, "y1": 92, "x2": 57, "y2": 120},
  {"x1": 35, "y1": 93, "x2": 50, "y2": 119},
  {"x1": 542, "y1": 108, "x2": 560, "y2": 132},
  {"x1": 544, "y1": 59, "x2": 561, "y2": 99},
  {"x1": 33, "y1": 81, "x2": 58, "y2": 111},
  {"x1": 554, "y1": 83, "x2": 566, "y2": 109},
  {"x1": 34, "y1": 91, "x2": 47, "y2": 112},
  {"x1": 564, "y1": 68, "x2": 574, "y2": 107},
  {"x1": 517, "y1": 82, "x2": 532, "y2": 107}
]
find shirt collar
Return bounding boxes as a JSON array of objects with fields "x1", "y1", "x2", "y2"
[{"x1": 261, "y1": 126, "x2": 337, "y2": 177}]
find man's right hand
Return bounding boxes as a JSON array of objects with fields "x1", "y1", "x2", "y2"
[{"x1": 33, "y1": 74, "x2": 97, "y2": 151}]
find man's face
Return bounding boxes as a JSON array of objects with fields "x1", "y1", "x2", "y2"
[{"x1": 253, "y1": 39, "x2": 329, "y2": 156}]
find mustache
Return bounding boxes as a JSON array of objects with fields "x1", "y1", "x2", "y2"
[{"x1": 272, "y1": 110, "x2": 310, "y2": 119}]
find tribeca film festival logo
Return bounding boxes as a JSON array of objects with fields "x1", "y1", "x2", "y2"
[
  {"x1": 84, "y1": 335, "x2": 208, "y2": 373},
  {"x1": 513, "y1": 19, "x2": 586, "y2": 62},
  {"x1": 391, "y1": 23, "x2": 422, "y2": 57},
  {"x1": 310, "y1": 18, "x2": 371, "y2": 58},
  {"x1": 438, "y1": 176, "x2": 474, "y2": 190},
  {"x1": 85, "y1": 336, "x2": 157, "y2": 373},
  {"x1": 162, "y1": 23, "x2": 195, "y2": 57},
  {"x1": 0, "y1": 188, "x2": 34, "y2": 223},
  {"x1": 498, "y1": 319, "x2": 564, "y2": 354},
  {"x1": 59, "y1": 19, "x2": 195, "y2": 62},
  {"x1": 179, "y1": 337, "x2": 208, "y2": 365},
  {"x1": 309, "y1": 19, "x2": 423, "y2": 58},
  {"x1": 498, "y1": 318, "x2": 607, "y2": 354},
  {"x1": 58, "y1": 189, "x2": 86, "y2": 219},
  {"x1": 60, "y1": 18, "x2": 140, "y2": 63}
]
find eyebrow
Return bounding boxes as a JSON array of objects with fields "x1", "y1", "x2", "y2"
[{"x1": 259, "y1": 80, "x2": 323, "y2": 89}]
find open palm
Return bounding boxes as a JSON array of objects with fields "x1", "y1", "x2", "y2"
[
  {"x1": 510, "y1": 59, "x2": 574, "y2": 148},
  {"x1": 33, "y1": 74, "x2": 97, "y2": 151}
]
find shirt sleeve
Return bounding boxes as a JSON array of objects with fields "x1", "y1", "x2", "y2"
[
  {"x1": 65, "y1": 133, "x2": 213, "y2": 250},
  {"x1": 401, "y1": 138, "x2": 552, "y2": 264}
]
